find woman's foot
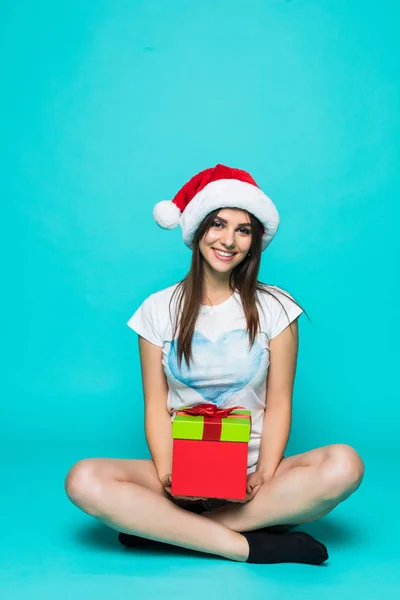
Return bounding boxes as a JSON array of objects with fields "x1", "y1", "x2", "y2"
[{"x1": 241, "y1": 529, "x2": 328, "y2": 565}]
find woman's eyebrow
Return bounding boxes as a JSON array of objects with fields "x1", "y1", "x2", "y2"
[{"x1": 215, "y1": 217, "x2": 252, "y2": 227}]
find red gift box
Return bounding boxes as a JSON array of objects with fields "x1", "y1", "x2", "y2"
[{"x1": 171, "y1": 404, "x2": 252, "y2": 500}]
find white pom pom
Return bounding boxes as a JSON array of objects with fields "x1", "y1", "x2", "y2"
[{"x1": 153, "y1": 200, "x2": 181, "y2": 229}]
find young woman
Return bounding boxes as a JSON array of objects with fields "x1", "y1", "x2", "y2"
[{"x1": 65, "y1": 164, "x2": 364, "y2": 565}]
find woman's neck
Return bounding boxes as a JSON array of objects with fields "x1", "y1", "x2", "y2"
[
  {"x1": 202, "y1": 278, "x2": 234, "y2": 304},
  {"x1": 200, "y1": 262, "x2": 235, "y2": 303}
]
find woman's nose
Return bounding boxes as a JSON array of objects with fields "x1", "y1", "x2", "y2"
[{"x1": 221, "y1": 234, "x2": 235, "y2": 247}]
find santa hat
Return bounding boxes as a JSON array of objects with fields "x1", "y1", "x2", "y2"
[{"x1": 153, "y1": 163, "x2": 280, "y2": 251}]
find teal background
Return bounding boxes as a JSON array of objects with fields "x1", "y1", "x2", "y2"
[{"x1": 2, "y1": 0, "x2": 399, "y2": 597}]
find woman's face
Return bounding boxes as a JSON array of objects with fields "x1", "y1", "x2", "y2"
[{"x1": 199, "y1": 208, "x2": 253, "y2": 274}]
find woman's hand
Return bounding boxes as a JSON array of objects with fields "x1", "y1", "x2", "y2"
[
  {"x1": 159, "y1": 473, "x2": 173, "y2": 495},
  {"x1": 234, "y1": 471, "x2": 272, "y2": 503},
  {"x1": 159, "y1": 473, "x2": 208, "y2": 502}
]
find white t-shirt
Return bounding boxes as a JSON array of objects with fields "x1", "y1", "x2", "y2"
[{"x1": 127, "y1": 283, "x2": 303, "y2": 473}]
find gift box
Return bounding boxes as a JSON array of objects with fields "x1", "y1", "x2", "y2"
[{"x1": 171, "y1": 403, "x2": 251, "y2": 500}]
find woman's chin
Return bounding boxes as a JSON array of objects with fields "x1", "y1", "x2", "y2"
[{"x1": 207, "y1": 259, "x2": 241, "y2": 272}]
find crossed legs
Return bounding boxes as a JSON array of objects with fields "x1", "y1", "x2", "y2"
[{"x1": 65, "y1": 443, "x2": 364, "y2": 561}]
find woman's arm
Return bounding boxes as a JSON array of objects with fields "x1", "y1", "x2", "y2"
[
  {"x1": 138, "y1": 335, "x2": 172, "y2": 480},
  {"x1": 145, "y1": 405, "x2": 173, "y2": 481},
  {"x1": 256, "y1": 319, "x2": 300, "y2": 477}
]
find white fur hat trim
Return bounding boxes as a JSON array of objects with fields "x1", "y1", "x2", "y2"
[{"x1": 153, "y1": 200, "x2": 181, "y2": 229}]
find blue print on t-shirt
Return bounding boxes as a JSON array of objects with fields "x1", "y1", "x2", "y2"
[{"x1": 167, "y1": 329, "x2": 264, "y2": 406}]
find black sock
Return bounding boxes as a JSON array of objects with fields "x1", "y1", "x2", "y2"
[
  {"x1": 242, "y1": 530, "x2": 328, "y2": 565},
  {"x1": 118, "y1": 531, "x2": 150, "y2": 547},
  {"x1": 259, "y1": 523, "x2": 298, "y2": 533}
]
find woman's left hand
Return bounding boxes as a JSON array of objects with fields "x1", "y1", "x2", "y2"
[{"x1": 234, "y1": 472, "x2": 272, "y2": 503}]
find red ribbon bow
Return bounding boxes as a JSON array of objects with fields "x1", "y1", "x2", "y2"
[
  {"x1": 179, "y1": 403, "x2": 244, "y2": 419},
  {"x1": 179, "y1": 403, "x2": 246, "y2": 441}
]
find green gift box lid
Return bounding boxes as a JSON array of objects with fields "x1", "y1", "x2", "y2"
[{"x1": 172, "y1": 407, "x2": 251, "y2": 443}]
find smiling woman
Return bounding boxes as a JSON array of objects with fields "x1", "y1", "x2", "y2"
[{"x1": 65, "y1": 164, "x2": 363, "y2": 566}]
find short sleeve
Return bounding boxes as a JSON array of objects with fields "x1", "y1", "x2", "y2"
[
  {"x1": 127, "y1": 294, "x2": 164, "y2": 347},
  {"x1": 267, "y1": 286, "x2": 304, "y2": 339}
]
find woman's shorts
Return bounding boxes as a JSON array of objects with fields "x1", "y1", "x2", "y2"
[
  {"x1": 171, "y1": 496, "x2": 229, "y2": 511},
  {"x1": 199, "y1": 497, "x2": 236, "y2": 511}
]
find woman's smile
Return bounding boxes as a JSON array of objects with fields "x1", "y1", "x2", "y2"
[{"x1": 212, "y1": 248, "x2": 238, "y2": 261}]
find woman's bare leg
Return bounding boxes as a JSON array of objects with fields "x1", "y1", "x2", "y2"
[{"x1": 64, "y1": 458, "x2": 249, "y2": 562}]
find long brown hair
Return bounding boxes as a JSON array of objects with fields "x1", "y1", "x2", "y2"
[{"x1": 168, "y1": 208, "x2": 310, "y2": 368}]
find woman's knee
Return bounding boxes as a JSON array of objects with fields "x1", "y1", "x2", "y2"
[
  {"x1": 64, "y1": 459, "x2": 103, "y2": 513},
  {"x1": 322, "y1": 444, "x2": 365, "y2": 500}
]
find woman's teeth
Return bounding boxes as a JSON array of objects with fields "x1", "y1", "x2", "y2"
[{"x1": 212, "y1": 248, "x2": 237, "y2": 262}]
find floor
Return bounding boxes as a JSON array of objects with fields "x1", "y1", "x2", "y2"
[{"x1": 2, "y1": 448, "x2": 398, "y2": 600}]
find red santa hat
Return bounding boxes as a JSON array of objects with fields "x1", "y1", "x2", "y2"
[{"x1": 153, "y1": 164, "x2": 280, "y2": 251}]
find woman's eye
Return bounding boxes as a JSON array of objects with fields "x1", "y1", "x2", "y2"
[{"x1": 212, "y1": 221, "x2": 250, "y2": 234}]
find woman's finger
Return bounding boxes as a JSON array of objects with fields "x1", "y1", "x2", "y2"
[{"x1": 249, "y1": 484, "x2": 261, "y2": 499}]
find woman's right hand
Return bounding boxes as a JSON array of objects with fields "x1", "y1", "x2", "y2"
[
  {"x1": 160, "y1": 473, "x2": 173, "y2": 495},
  {"x1": 159, "y1": 473, "x2": 208, "y2": 502}
]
